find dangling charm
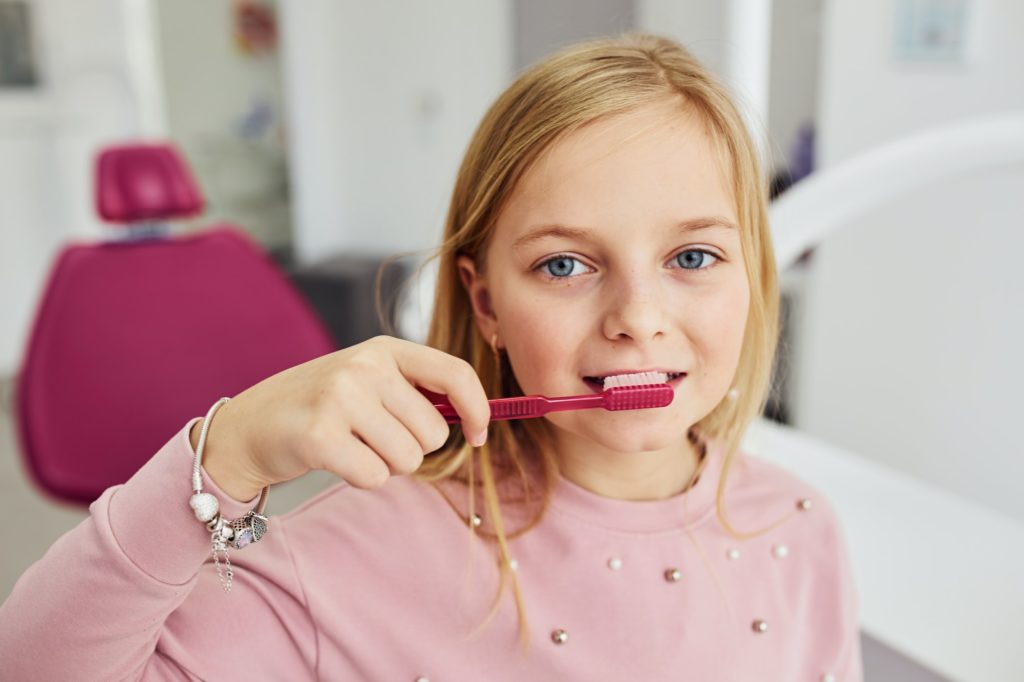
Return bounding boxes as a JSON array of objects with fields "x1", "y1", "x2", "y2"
[{"x1": 230, "y1": 511, "x2": 269, "y2": 549}]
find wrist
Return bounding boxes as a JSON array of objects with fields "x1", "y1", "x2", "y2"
[{"x1": 189, "y1": 417, "x2": 264, "y2": 503}]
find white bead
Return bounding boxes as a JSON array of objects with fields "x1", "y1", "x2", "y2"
[
  {"x1": 189, "y1": 493, "x2": 219, "y2": 522},
  {"x1": 772, "y1": 544, "x2": 789, "y2": 559},
  {"x1": 415, "y1": 677, "x2": 430, "y2": 682},
  {"x1": 727, "y1": 548, "x2": 741, "y2": 560},
  {"x1": 821, "y1": 675, "x2": 836, "y2": 682},
  {"x1": 607, "y1": 557, "x2": 623, "y2": 570},
  {"x1": 508, "y1": 559, "x2": 518, "y2": 572}
]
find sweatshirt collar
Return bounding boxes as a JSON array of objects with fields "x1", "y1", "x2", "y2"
[{"x1": 547, "y1": 438, "x2": 724, "y2": 533}]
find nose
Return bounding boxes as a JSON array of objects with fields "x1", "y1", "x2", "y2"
[{"x1": 600, "y1": 269, "x2": 668, "y2": 343}]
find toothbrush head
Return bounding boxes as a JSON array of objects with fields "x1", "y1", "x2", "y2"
[{"x1": 602, "y1": 384, "x2": 674, "y2": 411}]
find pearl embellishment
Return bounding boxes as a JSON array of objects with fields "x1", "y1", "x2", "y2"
[
  {"x1": 727, "y1": 548, "x2": 741, "y2": 560},
  {"x1": 772, "y1": 544, "x2": 789, "y2": 559},
  {"x1": 797, "y1": 498, "x2": 813, "y2": 511},
  {"x1": 469, "y1": 513, "x2": 482, "y2": 528},
  {"x1": 189, "y1": 492, "x2": 219, "y2": 522},
  {"x1": 607, "y1": 557, "x2": 623, "y2": 570},
  {"x1": 551, "y1": 629, "x2": 568, "y2": 644},
  {"x1": 664, "y1": 568, "x2": 682, "y2": 582},
  {"x1": 752, "y1": 619, "x2": 769, "y2": 633},
  {"x1": 821, "y1": 675, "x2": 836, "y2": 682}
]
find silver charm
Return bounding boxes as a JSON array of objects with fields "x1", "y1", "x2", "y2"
[
  {"x1": 230, "y1": 511, "x2": 269, "y2": 550},
  {"x1": 189, "y1": 492, "x2": 220, "y2": 522}
]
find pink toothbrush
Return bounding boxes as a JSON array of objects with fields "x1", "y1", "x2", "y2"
[{"x1": 418, "y1": 384, "x2": 674, "y2": 424}]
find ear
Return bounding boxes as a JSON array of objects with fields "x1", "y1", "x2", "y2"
[{"x1": 456, "y1": 253, "x2": 499, "y2": 342}]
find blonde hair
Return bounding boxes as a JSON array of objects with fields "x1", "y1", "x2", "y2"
[{"x1": 392, "y1": 32, "x2": 780, "y2": 652}]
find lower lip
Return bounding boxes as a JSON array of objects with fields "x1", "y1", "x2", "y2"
[{"x1": 582, "y1": 374, "x2": 686, "y2": 394}]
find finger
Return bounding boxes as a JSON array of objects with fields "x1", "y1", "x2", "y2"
[
  {"x1": 349, "y1": 398, "x2": 427, "y2": 476},
  {"x1": 387, "y1": 337, "x2": 491, "y2": 443},
  {"x1": 378, "y1": 373, "x2": 452, "y2": 454},
  {"x1": 324, "y1": 432, "x2": 392, "y2": 489}
]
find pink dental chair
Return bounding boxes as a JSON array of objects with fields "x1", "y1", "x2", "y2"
[{"x1": 14, "y1": 142, "x2": 336, "y2": 506}]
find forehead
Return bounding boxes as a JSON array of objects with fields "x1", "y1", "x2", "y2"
[{"x1": 495, "y1": 99, "x2": 736, "y2": 245}]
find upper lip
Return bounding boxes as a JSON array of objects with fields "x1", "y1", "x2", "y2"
[{"x1": 583, "y1": 368, "x2": 686, "y2": 378}]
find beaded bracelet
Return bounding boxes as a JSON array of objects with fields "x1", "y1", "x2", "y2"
[{"x1": 188, "y1": 397, "x2": 270, "y2": 593}]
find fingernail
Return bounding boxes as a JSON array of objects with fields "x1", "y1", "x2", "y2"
[{"x1": 470, "y1": 429, "x2": 487, "y2": 447}]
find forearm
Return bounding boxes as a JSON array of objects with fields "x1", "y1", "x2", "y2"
[{"x1": 0, "y1": 420, "x2": 260, "y2": 680}]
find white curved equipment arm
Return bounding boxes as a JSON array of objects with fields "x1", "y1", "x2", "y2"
[
  {"x1": 770, "y1": 113, "x2": 1024, "y2": 270},
  {"x1": 764, "y1": 112, "x2": 1024, "y2": 680}
]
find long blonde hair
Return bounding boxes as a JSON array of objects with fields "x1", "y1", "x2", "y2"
[{"x1": 395, "y1": 32, "x2": 780, "y2": 651}]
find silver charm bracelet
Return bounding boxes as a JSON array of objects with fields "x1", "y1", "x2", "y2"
[{"x1": 188, "y1": 397, "x2": 270, "y2": 593}]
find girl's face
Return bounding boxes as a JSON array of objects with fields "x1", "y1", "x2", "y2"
[{"x1": 458, "y1": 98, "x2": 749, "y2": 481}]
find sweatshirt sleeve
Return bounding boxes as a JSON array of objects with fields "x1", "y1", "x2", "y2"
[{"x1": 0, "y1": 418, "x2": 318, "y2": 681}]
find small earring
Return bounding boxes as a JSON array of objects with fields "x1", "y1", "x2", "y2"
[{"x1": 489, "y1": 333, "x2": 500, "y2": 355}]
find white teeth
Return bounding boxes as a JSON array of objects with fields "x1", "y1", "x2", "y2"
[{"x1": 602, "y1": 371, "x2": 670, "y2": 390}]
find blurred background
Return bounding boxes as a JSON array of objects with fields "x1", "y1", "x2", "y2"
[{"x1": 1, "y1": 1, "x2": 1021, "y2": 679}]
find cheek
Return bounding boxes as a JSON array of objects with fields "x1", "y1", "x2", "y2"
[
  {"x1": 689, "y1": 278, "x2": 750, "y2": 375},
  {"x1": 496, "y1": 298, "x2": 587, "y2": 393}
]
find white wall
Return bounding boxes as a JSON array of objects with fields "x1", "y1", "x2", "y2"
[
  {"x1": 767, "y1": 0, "x2": 821, "y2": 166},
  {"x1": 278, "y1": 0, "x2": 513, "y2": 264},
  {"x1": 154, "y1": 0, "x2": 292, "y2": 251},
  {"x1": 791, "y1": 0, "x2": 1024, "y2": 521},
  {"x1": 0, "y1": 0, "x2": 164, "y2": 377},
  {"x1": 639, "y1": 0, "x2": 818, "y2": 172}
]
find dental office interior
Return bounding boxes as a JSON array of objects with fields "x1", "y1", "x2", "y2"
[{"x1": 1, "y1": 0, "x2": 1021, "y2": 679}]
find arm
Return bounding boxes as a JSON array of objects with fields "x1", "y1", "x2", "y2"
[{"x1": 0, "y1": 418, "x2": 317, "y2": 681}]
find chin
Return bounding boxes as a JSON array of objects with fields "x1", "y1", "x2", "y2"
[{"x1": 561, "y1": 416, "x2": 688, "y2": 453}]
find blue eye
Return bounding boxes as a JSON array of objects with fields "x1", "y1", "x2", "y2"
[
  {"x1": 674, "y1": 249, "x2": 718, "y2": 270},
  {"x1": 540, "y1": 255, "x2": 587, "y2": 279}
]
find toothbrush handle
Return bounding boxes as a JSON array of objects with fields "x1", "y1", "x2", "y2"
[
  {"x1": 416, "y1": 385, "x2": 672, "y2": 424},
  {"x1": 438, "y1": 394, "x2": 605, "y2": 424}
]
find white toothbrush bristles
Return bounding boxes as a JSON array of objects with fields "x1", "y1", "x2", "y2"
[{"x1": 602, "y1": 371, "x2": 671, "y2": 391}]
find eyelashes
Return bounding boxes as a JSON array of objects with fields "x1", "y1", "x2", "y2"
[{"x1": 536, "y1": 249, "x2": 721, "y2": 281}]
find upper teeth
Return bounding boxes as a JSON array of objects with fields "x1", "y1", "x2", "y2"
[{"x1": 599, "y1": 371, "x2": 676, "y2": 389}]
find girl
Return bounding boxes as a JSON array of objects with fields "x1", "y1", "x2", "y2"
[{"x1": 0, "y1": 33, "x2": 862, "y2": 680}]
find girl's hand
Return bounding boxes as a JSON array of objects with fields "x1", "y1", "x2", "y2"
[{"x1": 192, "y1": 335, "x2": 491, "y2": 501}]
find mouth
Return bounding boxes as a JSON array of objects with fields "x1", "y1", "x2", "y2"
[{"x1": 582, "y1": 370, "x2": 687, "y2": 394}]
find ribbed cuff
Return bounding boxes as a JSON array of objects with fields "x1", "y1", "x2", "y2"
[{"x1": 107, "y1": 417, "x2": 261, "y2": 586}]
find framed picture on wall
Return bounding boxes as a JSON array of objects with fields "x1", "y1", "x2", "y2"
[{"x1": 0, "y1": 1, "x2": 39, "y2": 88}]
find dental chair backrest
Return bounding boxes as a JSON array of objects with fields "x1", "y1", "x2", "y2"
[{"x1": 14, "y1": 142, "x2": 335, "y2": 506}]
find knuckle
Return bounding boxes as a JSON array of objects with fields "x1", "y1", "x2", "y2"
[
  {"x1": 391, "y1": 447, "x2": 423, "y2": 475},
  {"x1": 427, "y1": 424, "x2": 450, "y2": 453},
  {"x1": 451, "y1": 356, "x2": 476, "y2": 380},
  {"x1": 356, "y1": 460, "x2": 390, "y2": 489}
]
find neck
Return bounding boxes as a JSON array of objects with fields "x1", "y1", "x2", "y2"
[{"x1": 553, "y1": 429, "x2": 705, "y2": 501}]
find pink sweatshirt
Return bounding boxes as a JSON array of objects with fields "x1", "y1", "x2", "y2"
[{"x1": 0, "y1": 417, "x2": 863, "y2": 681}]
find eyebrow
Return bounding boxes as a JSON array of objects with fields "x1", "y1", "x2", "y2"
[{"x1": 511, "y1": 217, "x2": 737, "y2": 250}]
